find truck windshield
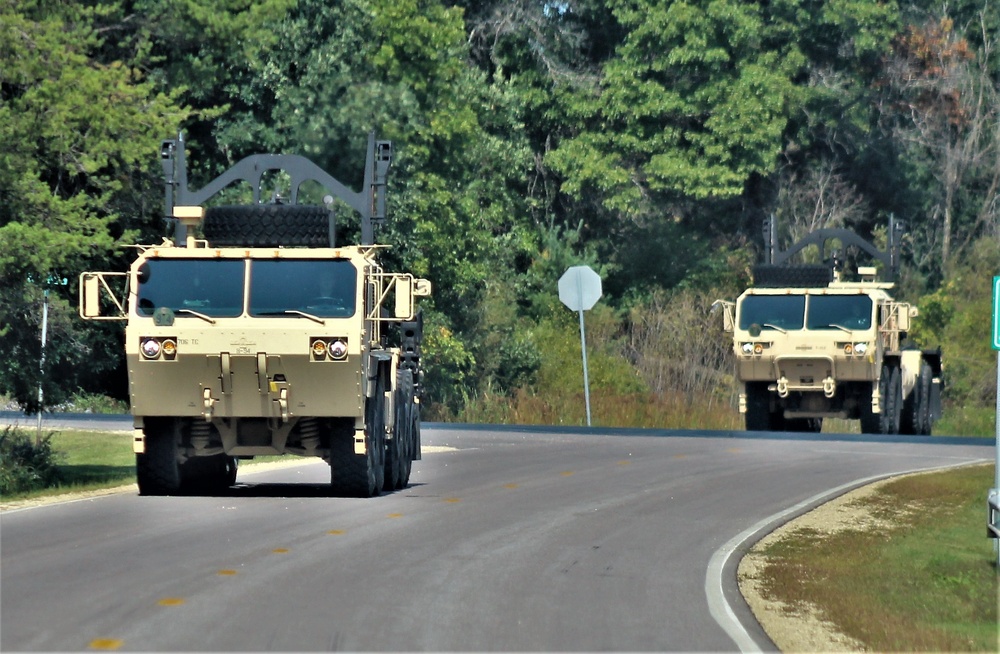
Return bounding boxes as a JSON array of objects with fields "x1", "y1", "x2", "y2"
[
  {"x1": 738, "y1": 295, "x2": 805, "y2": 331},
  {"x1": 249, "y1": 259, "x2": 357, "y2": 318},
  {"x1": 806, "y1": 295, "x2": 873, "y2": 330},
  {"x1": 136, "y1": 259, "x2": 245, "y2": 318}
]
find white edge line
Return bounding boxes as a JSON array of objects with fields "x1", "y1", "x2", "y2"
[{"x1": 705, "y1": 458, "x2": 990, "y2": 653}]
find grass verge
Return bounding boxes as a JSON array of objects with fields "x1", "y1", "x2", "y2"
[
  {"x1": 0, "y1": 428, "x2": 291, "y2": 504},
  {"x1": 747, "y1": 463, "x2": 999, "y2": 651}
]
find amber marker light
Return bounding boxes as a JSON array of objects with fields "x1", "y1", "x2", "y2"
[
  {"x1": 311, "y1": 339, "x2": 328, "y2": 359},
  {"x1": 161, "y1": 338, "x2": 177, "y2": 359}
]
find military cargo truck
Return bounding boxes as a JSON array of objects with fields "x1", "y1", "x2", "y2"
[
  {"x1": 714, "y1": 218, "x2": 942, "y2": 434},
  {"x1": 79, "y1": 133, "x2": 430, "y2": 497}
]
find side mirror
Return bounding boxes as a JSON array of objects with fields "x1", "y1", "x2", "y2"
[
  {"x1": 78, "y1": 272, "x2": 127, "y2": 320},
  {"x1": 82, "y1": 274, "x2": 101, "y2": 318},
  {"x1": 394, "y1": 277, "x2": 414, "y2": 320}
]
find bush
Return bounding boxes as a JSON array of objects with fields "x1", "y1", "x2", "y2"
[{"x1": 0, "y1": 427, "x2": 62, "y2": 496}]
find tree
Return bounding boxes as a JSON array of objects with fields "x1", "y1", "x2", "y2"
[
  {"x1": 880, "y1": 11, "x2": 1000, "y2": 273},
  {"x1": 0, "y1": 1, "x2": 188, "y2": 410}
]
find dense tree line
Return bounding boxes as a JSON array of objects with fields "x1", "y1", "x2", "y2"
[{"x1": 1, "y1": 0, "x2": 997, "y2": 419}]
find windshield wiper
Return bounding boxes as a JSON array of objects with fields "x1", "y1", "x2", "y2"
[
  {"x1": 817, "y1": 323, "x2": 852, "y2": 333},
  {"x1": 174, "y1": 308, "x2": 216, "y2": 324},
  {"x1": 257, "y1": 310, "x2": 326, "y2": 325},
  {"x1": 762, "y1": 323, "x2": 787, "y2": 334}
]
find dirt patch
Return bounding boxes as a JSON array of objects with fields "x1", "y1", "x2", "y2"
[{"x1": 737, "y1": 470, "x2": 947, "y2": 652}]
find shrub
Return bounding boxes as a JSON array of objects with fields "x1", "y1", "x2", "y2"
[{"x1": 0, "y1": 427, "x2": 62, "y2": 496}]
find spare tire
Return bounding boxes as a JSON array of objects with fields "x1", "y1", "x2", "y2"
[
  {"x1": 752, "y1": 264, "x2": 832, "y2": 288},
  {"x1": 202, "y1": 205, "x2": 333, "y2": 247}
]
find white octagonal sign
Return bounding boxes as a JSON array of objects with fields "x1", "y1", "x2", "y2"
[{"x1": 559, "y1": 265, "x2": 602, "y2": 312}]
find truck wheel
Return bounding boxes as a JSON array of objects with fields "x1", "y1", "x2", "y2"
[
  {"x1": 785, "y1": 418, "x2": 822, "y2": 433},
  {"x1": 880, "y1": 365, "x2": 903, "y2": 434},
  {"x1": 136, "y1": 419, "x2": 181, "y2": 496},
  {"x1": 383, "y1": 426, "x2": 403, "y2": 492},
  {"x1": 915, "y1": 362, "x2": 934, "y2": 435},
  {"x1": 202, "y1": 205, "x2": 333, "y2": 248},
  {"x1": 331, "y1": 378, "x2": 386, "y2": 497},
  {"x1": 900, "y1": 361, "x2": 929, "y2": 435},
  {"x1": 402, "y1": 409, "x2": 417, "y2": 487},
  {"x1": 744, "y1": 382, "x2": 773, "y2": 431},
  {"x1": 179, "y1": 454, "x2": 236, "y2": 493},
  {"x1": 384, "y1": 370, "x2": 414, "y2": 491},
  {"x1": 858, "y1": 379, "x2": 882, "y2": 434}
]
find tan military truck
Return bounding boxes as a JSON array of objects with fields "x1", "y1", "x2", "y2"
[
  {"x1": 79, "y1": 133, "x2": 430, "y2": 496},
  {"x1": 714, "y1": 218, "x2": 942, "y2": 434}
]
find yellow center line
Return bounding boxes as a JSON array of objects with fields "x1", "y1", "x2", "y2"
[
  {"x1": 88, "y1": 639, "x2": 123, "y2": 650},
  {"x1": 157, "y1": 598, "x2": 185, "y2": 607}
]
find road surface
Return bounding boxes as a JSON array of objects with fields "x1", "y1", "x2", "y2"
[{"x1": 1, "y1": 423, "x2": 991, "y2": 651}]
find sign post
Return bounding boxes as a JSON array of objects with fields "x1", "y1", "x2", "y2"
[
  {"x1": 559, "y1": 266, "x2": 602, "y2": 427},
  {"x1": 990, "y1": 277, "x2": 1000, "y2": 565}
]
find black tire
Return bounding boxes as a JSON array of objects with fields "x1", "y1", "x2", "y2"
[
  {"x1": 859, "y1": 383, "x2": 880, "y2": 434},
  {"x1": 880, "y1": 365, "x2": 903, "y2": 434},
  {"x1": 136, "y1": 419, "x2": 181, "y2": 496},
  {"x1": 225, "y1": 456, "x2": 239, "y2": 485},
  {"x1": 744, "y1": 382, "x2": 773, "y2": 431},
  {"x1": 752, "y1": 264, "x2": 832, "y2": 288},
  {"x1": 383, "y1": 420, "x2": 403, "y2": 492},
  {"x1": 330, "y1": 376, "x2": 386, "y2": 498},
  {"x1": 402, "y1": 409, "x2": 417, "y2": 487},
  {"x1": 202, "y1": 204, "x2": 333, "y2": 247},
  {"x1": 179, "y1": 454, "x2": 237, "y2": 493},
  {"x1": 900, "y1": 362, "x2": 925, "y2": 435},
  {"x1": 915, "y1": 362, "x2": 934, "y2": 435},
  {"x1": 785, "y1": 418, "x2": 822, "y2": 433},
  {"x1": 389, "y1": 369, "x2": 415, "y2": 490}
]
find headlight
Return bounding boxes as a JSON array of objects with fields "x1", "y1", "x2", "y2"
[
  {"x1": 140, "y1": 338, "x2": 161, "y2": 359},
  {"x1": 854, "y1": 342, "x2": 868, "y2": 355},
  {"x1": 329, "y1": 339, "x2": 348, "y2": 360},
  {"x1": 741, "y1": 342, "x2": 754, "y2": 354}
]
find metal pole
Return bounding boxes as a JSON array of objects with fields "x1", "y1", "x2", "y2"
[
  {"x1": 579, "y1": 308, "x2": 592, "y2": 427},
  {"x1": 36, "y1": 288, "x2": 48, "y2": 444},
  {"x1": 994, "y1": 351, "x2": 999, "y2": 565}
]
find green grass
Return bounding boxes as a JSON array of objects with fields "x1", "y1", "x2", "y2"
[
  {"x1": 0, "y1": 428, "x2": 291, "y2": 503},
  {"x1": 757, "y1": 464, "x2": 999, "y2": 651},
  {"x1": 1, "y1": 429, "x2": 136, "y2": 501}
]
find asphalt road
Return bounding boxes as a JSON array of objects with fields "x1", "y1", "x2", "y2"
[{"x1": 0, "y1": 423, "x2": 992, "y2": 652}]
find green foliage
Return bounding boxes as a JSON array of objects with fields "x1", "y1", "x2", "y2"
[
  {"x1": 1, "y1": 0, "x2": 996, "y2": 424},
  {"x1": 0, "y1": 1, "x2": 189, "y2": 411},
  {"x1": 534, "y1": 304, "x2": 646, "y2": 396},
  {"x1": 909, "y1": 236, "x2": 999, "y2": 405},
  {"x1": 0, "y1": 427, "x2": 62, "y2": 496}
]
